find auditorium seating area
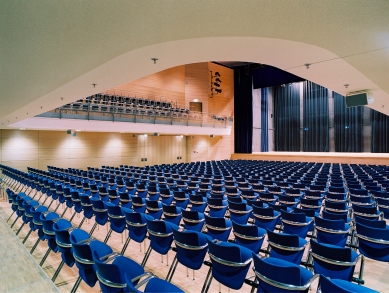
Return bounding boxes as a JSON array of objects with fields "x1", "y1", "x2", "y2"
[
  {"x1": 43, "y1": 92, "x2": 230, "y2": 126},
  {"x1": 1, "y1": 160, "x2": 389, "y2": 292}
]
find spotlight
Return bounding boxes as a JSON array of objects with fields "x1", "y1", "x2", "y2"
[
  {"x1": 215, "y1": 78, "x2": 222, "y2": 83},
  {"x1": 213, "y1": 82, "x2": 220, "y2": 87},
  {"x1": 215, "y1": 72, "x2": 221, "y2": 77},
  {"x1": 304, "y1": 63, "x2": 311, "y2": 69},
  {"x1": 215, "y1": 89, "x2": 222, "y2": 94}
]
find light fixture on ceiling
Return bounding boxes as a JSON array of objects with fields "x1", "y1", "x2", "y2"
[
  {"x1": 151, "y1": 58, "x2": 158, "y2": 64},
  {"x1": 92, "y1": 83, "x2": 97, "y2": 88},
  {"x1": 215, "y1": 78, "x2": 222, "y2": 83},
  {"x1": 344, "y1": 84, "x2": 349, "y2": 88},
  {"x1": 214, "y1": 72, "x2": 221, "y2": 77},
  {"x1": 305, "y1": 63, "x2": 311, "y2": 69}
]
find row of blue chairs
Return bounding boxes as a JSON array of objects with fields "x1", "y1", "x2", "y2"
[
  {"x1": 4, "y1": 188, "x2": 185, "y2": 293},
  {"x1": 4, "y1": 186, "x2": 379, "y2": 293},
  {"x1": 0, "y1": 164, "x2": 382, "y2": 292}
]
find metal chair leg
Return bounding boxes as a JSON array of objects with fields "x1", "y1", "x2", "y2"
[
  {"x1": 6, "y1": 210, "x2": 16, "y2": 222},
  {"x1": 89, "y1": 222, "x2": 98, "y2": 236},
  {"x1": 30, "y1": 238, "x2": 41, "y2": 254},
  {"x1": 40, "y1": 248, "x2": 52, "y2": 266},
  {"x1": 201, "y1": 268, "x2": 213, "y2": 293},
  {"x1": 16, "y1": 222, "x2": 25, "y2": 235},
  {"x1": 70, "y1": 276, "x2": 82, "y2": 293},
  {"x1": 141, "y1": 245, "x2": 152, "y2": 267},
  {"x1": 53, "y1": 202, "x2": 61, "y2": 213},
  {"x1": 47, "y1": 198, "x2": 55, "y2": 209},
  {"x1": 60, "y1": 206, "x2": 69, "y2": 218},
  {"x1": 22, "y1": 229, "x2": 32, "y2": 244},
  {"x1": 69, "y1": 210, "x2": 77, "y2": 222},
  {"x1": 165, "y1": 255, "x2": 178, "y2": 282},
  {"x1": 103, "y1": 229, "x2": 113, "y2": 243},
  {"x1": 11, "y1": 216, "x2": 20, "y2": 228},
  {"x1": 52, "y1": 260, "x2": 65, "y2": 282},
  {"x1": 77, "y1": 217, "x2": 86, "y2": 229},
  {"x1": 120, "y1": 237, "x2": 131, "y2": 255}
]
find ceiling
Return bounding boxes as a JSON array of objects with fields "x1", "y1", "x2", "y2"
[{"x1": 1, "y1": 0, "x2": 389, "y2": 130}]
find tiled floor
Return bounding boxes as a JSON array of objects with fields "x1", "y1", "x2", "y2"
[
  {"x1": 0, "y1": 210, "x2": 59, "y2": 293},
  {"x1": 1, "y1": 183, "x2": 389, "y2": 293}
]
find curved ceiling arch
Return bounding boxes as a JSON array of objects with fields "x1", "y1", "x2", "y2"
[{"x1": 4, "y1": 36, "x2": 388, "y2": 128}]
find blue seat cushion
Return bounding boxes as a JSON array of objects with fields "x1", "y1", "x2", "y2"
[{"x1": 262, "y1": 257, "x2": 312, "y2": 285}]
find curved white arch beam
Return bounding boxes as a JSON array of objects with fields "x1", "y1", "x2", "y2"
[{"x1": 6, "y1": 37, "x2": 388, "y2": 129}]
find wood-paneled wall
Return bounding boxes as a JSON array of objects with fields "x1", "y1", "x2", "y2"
[
  {"x1": 208, "y1": 62, "x2": 234, "y2": 118},
  {"x1": 186, "y1": 135, "x2": 233, "y2": 162},
  {"x1": 104, "y1": 62, "x2": 234, "y2": 119},
  {"x1": 1, "y1": 62, "x2": 235, "y2": 172},
  {"x1": 0, "y1": 130, "x2": 188, "y2": 172},
  {"x1": 103, "y1": 66, "x2": 186, "y2": 108}
]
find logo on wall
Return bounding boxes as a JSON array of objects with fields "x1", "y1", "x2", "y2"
[{"x1": 210, "y1": 71, "x2": 222, "y2": 98}]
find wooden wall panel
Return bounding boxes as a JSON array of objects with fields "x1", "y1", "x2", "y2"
[
  {"x1": 185, "y1": 63, "x2": 209, "y2": 113},
  {"x1": 187, "y1": 134, "x2": 232, "y2": 162},
  {"x1": 7, "y1": 160, "x2": 39, "y2": 171},
  {"x1": 105, "y1": 66, "x2": 186, "y2": 109},
  {"x1": 208, "y1": 63, "x2": 234, "y2": 118},
  {"x1": 2, "y1": 149, "x2": 39, "y2": 161},
  {"x1": 0, "y1": 62, "x2": 234, "y2": 172}
]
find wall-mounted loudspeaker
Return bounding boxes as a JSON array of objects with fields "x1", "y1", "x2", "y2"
[{"x1": 346, "y1": 91, "x2": 374, "y2": 108}]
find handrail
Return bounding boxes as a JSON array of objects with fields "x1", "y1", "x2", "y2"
[{"x1": 45, "y1": 102, "x2": 233, "y2": 128}]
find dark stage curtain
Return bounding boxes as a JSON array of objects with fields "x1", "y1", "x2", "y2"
[
  {"x1": 371, "y1": 109, "x2": 389, "y2": 153},
  {"x1": 303, "y1": 81, "x2": 329, "y2": 152},
  {"x1": 334, "y1": 92, "x2": 364, "y2": 152},
  {"x1": 234, "y1": 67, "x2": 253, "y2": 153},
  {"x1": 274, "y1": 83, "x2": 300, "y2": 151},
  {"x1": 261, "y1": 87, "x2": 269, "y2": 152}
]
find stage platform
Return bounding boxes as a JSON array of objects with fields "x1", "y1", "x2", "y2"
[{"x1": 231, "y1": 152, "x2": 389, "y2": 165}]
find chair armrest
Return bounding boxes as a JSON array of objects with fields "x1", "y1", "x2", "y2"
[{"x1": 100, "y1": 252, "x2": 120, "y2": 263}]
